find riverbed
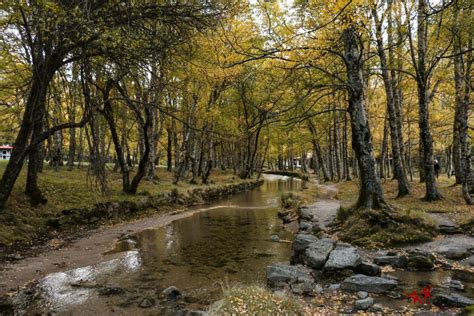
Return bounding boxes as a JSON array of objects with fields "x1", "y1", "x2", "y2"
[{"x1": 9, "y1": 174, "x2": 302, "y2": 314}]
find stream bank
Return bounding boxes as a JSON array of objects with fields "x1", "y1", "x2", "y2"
[
  {"x1": 267, "y1": 181, "x2": 474, "y2": 314},
  {"x1": 0, "y1": 175, "x2": 301, "y2": 314}
]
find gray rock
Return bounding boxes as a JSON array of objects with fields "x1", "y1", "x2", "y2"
[
  {"x1": 341, "y1": 274, "x2": 398, "y2": 293},
  {"x1": 324, "y1": 246, "x2": 361, "y2": 271},
  {"x1": 299, "y1": 207, "x2": 315, "y2": 221},
  {"x1": 368, "y1": 304, "x2": 384, "y2": 313},
  {"x1": 327, "y1": 283, "x2": 340, "y2": 291},
  {"x1": 433, "y1": 292, "x2": 474, "y2": 307},
  {"x1": 373, "y1": 255, "x2": 407, "y2": 268},
  {"x1": 299, "y1": 220, "x2": 313, "y2": 231},
  {"x1": 291, "y1": 280, "x2": 317, "y2": 296},
  {"x1": 270, "y1": 235, "x2": 280, "y2": 242},
  {"x1": 357, "y1": 291, "x2": 368, "y2": 299},
  {"x1": 355, "y1": 262, "x2": 381, "y2": 276},
  {"x1": 302, "y1": 238, "x2": 336, "y2": 269},
  {"x1": 292, "y1": 234, "x2": 319, "y2": 253},
  {"x1": 463, "y1": 255, "x2": 474, "y2": 267},
  {"x1": 436, "y1": 245, "x2": 471, "y2": 259},
  {"x1": 139, "y1": 298, "x2": 154, "y2": 308},
  {"x1": 406, "y1": 251, "x2": 435, "y2": 270},
  {"x1": 266, "y1": 263, "x2": 314, "y2": 288},
  {"x1": 355, "y1": 297, "x2": 374, "y2": 311},
  {"x1": 162, "y1": 286, "x2": 182, "y2": 300},
  {"x1": 442, "y1": 280, "x2": 464, "y2": 291}
]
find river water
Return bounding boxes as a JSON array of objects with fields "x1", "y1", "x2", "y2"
[{"x1": 15, "y1": 175, "x2": 301, "y2": 314}]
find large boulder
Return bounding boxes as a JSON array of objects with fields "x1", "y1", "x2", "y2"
[
  {"x1": 302, "y1": 239, "x2": 336, "y2": 269},
  {"x1": 433, "y1": 292, "x2": 474, "y2": 308},
  {"x1": 373, "y1": 255, "x2": 407, "y2": 268},
  {"x1": 293, "y1": 234, "x2": 319, "y2": 253},
  {"x1": 266, "y1": 263, "x2": 314, "y2": 288},
  {"x1": 324, "y1": 246, "x2": 362, "y2": 271},
  {"x1": 341, "y1": 274, "x2": 398, "y2": 293}
]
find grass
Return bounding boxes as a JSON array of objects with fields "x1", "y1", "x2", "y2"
[
  {"x1": 334, "y1": 175, "x2": 473, "y2": 247},
  {"x1": 207, "y1": 285, "x2": 304, "y2": 315},
  {"x1": 0, "y1": 161, "x2": 246, "y2": 247}
]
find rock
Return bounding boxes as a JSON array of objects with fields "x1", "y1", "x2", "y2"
[
  {"x1": 290, "y1": 280, "x2": 317, "y2": 296},
  {"x1": 406, "y1": 251, "x2": 435, "y2": 270},
  {"x1": 355, "y1": 262, "x2": 381, "y2": 276},
  {"x1": 302, "y1": 239, "x2": 336, "y2": 269},
  {"x1": 373, "y1": 255, "x2": 407, "y2": 268},
  {"x1": 314, "y1": 284, "x2": 324, "y2": 294},
  {"x1": 341, "y1": 274, "x2": 398, "y2": 293},
  {"x1": 266, "y1": 263, "x2": 314, "y2": 288},
  {"x1": 270, "y1": 235, "x2": 280, "y2": 242},
  {"x1": 368, "y1": 304, "x2": 384, "y2": 313},
  {"x1": 357, "y1": 291, "x2": 368, "y2": 299},
  {"x1": 436, "y1": 245, "x2": 471, "y2": 260},
  {"x1": 292, "y1": 234, "x2": 319, "y2": 253},
  {"x1": 299, "y1": 220, "x2": 314, "y2": 231},
  {"x1": 162, "y1": 286, "x2": 182, "y2": 300},
  {"x1": 299, "y1": 207, "x2": 315, "y2": 221},
  {"x1": 433, "y1": 292, "x2": 474, "y2": 308},
  {"x1": 442, "y1": 279, "x2": 464, "y2": 291},
  {"x1": 327, "y1": 283, "x2": 340, "y2": 291},
  {"x1": 463, "y1": 255, "x2": 474, "y2": 267},
  {"x1": 98, "y1": 286, "x2": 126, "y2": 296},
  {"x1": 324, "y1": 246, "x2": 361, "y2": 271},
  {"x1": 139, "y1": 298, "x2": 155, "y2": 308},
  {"x1": 355, "y1": 297, "x2": 374, "y2": 311}
]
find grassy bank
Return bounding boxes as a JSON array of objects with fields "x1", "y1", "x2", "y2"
[
  {"x1": 334, "y1": 176, "x2": 473, "y2": 247},
  {"x1": 0, "y1": 161, "x2": 256, "y2": 249}
]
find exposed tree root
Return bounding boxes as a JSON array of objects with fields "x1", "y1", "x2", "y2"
[{"x1": 336, "y1": 205, "x2": 437, "y2": 248}]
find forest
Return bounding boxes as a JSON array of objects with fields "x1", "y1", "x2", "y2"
[{"x1": 0, "y1": 0, "x2": 473, "y2": 314}]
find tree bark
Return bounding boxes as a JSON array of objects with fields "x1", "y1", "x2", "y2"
[{"x1": 343, "y1": 26, "x2": 387, "y2": 209}]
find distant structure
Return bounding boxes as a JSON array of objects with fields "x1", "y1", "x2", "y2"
[{"x1": 0, "y1": 145, "x2": 13, "y2": 160}]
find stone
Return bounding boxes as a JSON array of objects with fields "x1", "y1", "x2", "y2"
[
  {"x1": 139, "y1": 298, "x2": 155, "y2": 308},
  {"x1": 302, "y1": 238, "x2": 336, "y2": 269},
  {"x1": 186, "y1": 311, "x2": 206, "y2": 316},
  {"x1": 355, "y1": 297, "x2": 374, "y2": 311},
  {"x1": 270, "y1": 235, "x2": 280, "y2": 242},
  {"x1": 266, "y1": 263, "x2": 314, "y2": 288},
  {"x1": 463, "y1": 255, "x2": 474, "y2": 267},
  {"x1": 373, "y1": 255, "x2": 407, "y2": 268},
  {"x1": 98, "y1": 286, "x2": 126, "y2": 296},
  {"x1": 357, "y1": 291, "x2": 368, "y2": 299},
  {"x1": 368, "y1": 304, "x2": 384, "y2": 313},
  {"x1": 355, "y1": 262, "x2": 381, "y2": 276},
  {"x1": 299, "y1": 220, "x2": 314, "y2": 231},
  {"x1": 327, "y1": 283, "x2": 340, "y2": 291},
  {"x1": 292, "y1": 234, "x2": 319, "y2": 253},
  {"x1": 442, "y1": 280, "x2": 464, "y2": 291},
  {"x1": 324, "y1": 246, "x2": 361, "y2": 271},
  {"x1": 341, "y1": 274, "x2": 398, "y2": 293},
  {"x1": 433, "y1": 292, "x2": 474, "y2": 308},
  {"x1": 299, "y1": 207, "x2": 315, "y2": 221},
  {"x1": 436, "y1": 245, "x2": 471, "y2": 260},
  {"x1": 291, "y1": 280, "x2": 317, "y2": 296},
  {"x1": 406, "y1": 251, "x2": 435, "y2": 270},
  {"x1": 162, "y1": 286, "x2": 182, "y2": 300}
]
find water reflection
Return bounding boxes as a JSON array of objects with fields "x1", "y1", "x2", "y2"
[{"x1": 23, "y1": 175, "x2": 302, "y2": 312}]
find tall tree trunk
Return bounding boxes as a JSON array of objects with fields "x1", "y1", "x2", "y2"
[
  {"x1": 413, "y1": 0, "x2": 441, "y2": 200},
  {"x1": 343, "y1": 26, "x2": 387, "y2": 209},
  {"x1": 307, "y1": 120, "x2": 330, "y2": 182},
  {"x1": 372, "y1": 5, "x2": 410, "y2": 197}
]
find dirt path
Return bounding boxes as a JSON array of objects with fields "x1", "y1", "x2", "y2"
[
  {"x1": 0, "y1": 204, "x2": 242, "y2": 296},
  {"x1": 303, "y1": 182, "x2": 340, "y2": 231}
]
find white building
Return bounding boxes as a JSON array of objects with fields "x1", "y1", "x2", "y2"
[{"x1": 1, "y1": 145, "x2": 13, "y2": 160}]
